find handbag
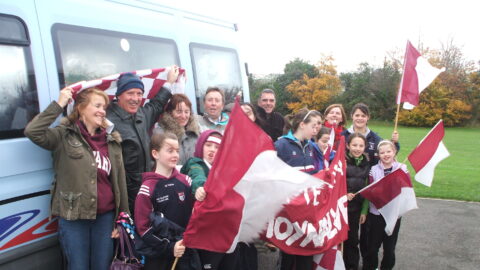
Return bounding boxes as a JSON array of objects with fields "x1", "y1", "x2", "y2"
[{"x1": 110, "y1": 224, "x2": 143, "y2": 270}]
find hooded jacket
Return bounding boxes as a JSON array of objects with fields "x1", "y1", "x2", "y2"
[
  {"x1": 274, "y1": 130, "x2": 317, "y2": 174},
  {"x1": 24, "y1": 101, "x2": 129, "y2": 221},
  {"x1": 154, "y1": 112, "x2": 200, "y2": 165},
  {"x1": 134, "y1": 170, "x2": 193, "y2": 254},
  {"x1": 180, "y1": 130, "x2": 221, "y2": 195}
]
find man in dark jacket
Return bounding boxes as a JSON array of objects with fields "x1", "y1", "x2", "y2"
[
  {"x1": 107, "y1": 66, "x2": 179, "y2": 214},
  {"x1": 256, "y1": 89, "x2": 285, "y2": 142}
]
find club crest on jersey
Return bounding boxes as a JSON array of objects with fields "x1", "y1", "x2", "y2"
[{"x1": 178, "y1": 192, "x2": 185, "y2": 202}]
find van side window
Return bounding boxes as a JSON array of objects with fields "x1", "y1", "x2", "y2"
[
  {"x1": 190, "y1": 43, "x2": 242, "y2": 114},
  {"x1": 0, "y1": 15, "x2": 39, "y2": 140},
  {"x1": 52, "y1": 24, "x2": 180, "y2": 86}
]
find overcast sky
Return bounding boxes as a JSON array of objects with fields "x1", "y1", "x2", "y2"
[{"x1": 174, "y1": 0, "x2": 479, "y2": 75}]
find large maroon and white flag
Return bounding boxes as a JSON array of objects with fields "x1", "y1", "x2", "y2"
[
  {"x1": 359, "y1": 169, "x2": 417, "y2": 235},
  {"x1": 183, "y1": 100, "x2": 326, "y2": 253},
  {"x1": 264, "y1": 137, "x2": 348, "y2": 256},
  {"x1": 408, "y1": 120, "x2": 450, "y2": 187},
  {"x1": 67, "y1": 67, "x2": 186, "y2": 109},
  {"x1": 313, "y1": 246, "x2": 345, "y2": 270},
  {"x1": 396, "y1": 41, "x2": 445, "y2": 109}
]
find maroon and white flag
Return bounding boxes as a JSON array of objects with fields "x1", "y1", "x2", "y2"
[
  {"x1": 264, "y1": 137, "x2": 348, "y2": 256},
  {"x1": 408, "y1": 120, "x2": 450, "y2": 187},
  {"x1": 66, "y1": 67, "x2": 186, "y2": 112},
  {"x1": 359, "y1": 169, "x2": 418, "y2": 235},
  {"x1": 183, "y1": 100, "x2": 325, "y2": 253},
  {"x1": 396, "y1": 41, "x2": 445, "y2": 109},
  {"x1": 313, "y1": 246, "x2": 345, "y2": 270}
]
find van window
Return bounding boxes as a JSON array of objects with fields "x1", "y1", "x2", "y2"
[
  {"x1": 52, "y1": 24, "x2": 180, "y2": 86},
  {"x1": 190, "y1": 43, "x2": 242, "y2": 113},
  {"x1": 0, "y1": 15, "x2": 39, "y2": 140}
]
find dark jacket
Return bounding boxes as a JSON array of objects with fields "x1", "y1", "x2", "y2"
[
  {"x1": 106, "y1": 88, "x2": 172, "y2": 211},
  {"x1": 342, "y1": 127, "x2": 400, "y2": 167},
  {"x1": 274, "y1": 131, "x2": 317, "y2": 174},
  {"x1": 346, "y1": 153, "x2": 370, "y2": 212},
  {"x1": 256, "y1": 106, "x2": 285, "y2": 142},
  {"x1": 310, "y1": 140, "x2": 335, "y2": 171},
  {"x1": 24, "y1": 101, "x2": 129, "y2": 220},
  {"x1": 134, "y1": 170, "x2": 199, "y2": 269}
]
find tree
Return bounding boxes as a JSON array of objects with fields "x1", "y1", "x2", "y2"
[
  {"x1": 275, "y1": 58, "x2": 319, "y2": 114},
  {"x1": 286, "y1": 55, "x2": 341, "y2": 112}
]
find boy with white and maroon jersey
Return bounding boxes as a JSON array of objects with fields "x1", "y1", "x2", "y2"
[{"x1": 134, "y1": 132, "x2": 199, "y2": 270}]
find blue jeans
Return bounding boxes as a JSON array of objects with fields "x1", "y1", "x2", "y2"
[{"x1": 58, "y1": 211, "x2": 115, "y2": 270}]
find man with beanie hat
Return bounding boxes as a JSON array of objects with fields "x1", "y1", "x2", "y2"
[{"x1": 107, "y1": 65, "x2": 180, "y2": 215}]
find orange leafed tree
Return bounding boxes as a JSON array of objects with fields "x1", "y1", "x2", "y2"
[{"x1": 286, "y1": 55, "x2": 342, "y2": 112}]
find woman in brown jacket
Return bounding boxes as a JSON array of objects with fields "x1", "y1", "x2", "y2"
[{"x1": 25, "y1": 87, "x2": 129, "y2": 270}]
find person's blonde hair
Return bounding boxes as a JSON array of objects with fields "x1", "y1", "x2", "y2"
[
  {"x1": 377, "y1": 140, "x2": 397, "y2": 155},
  {"x1": 67, "y1": 88, "x2": 109, "y2": 128}
]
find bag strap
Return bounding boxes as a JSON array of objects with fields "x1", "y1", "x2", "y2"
[{"x1": 120, "y1": 224, "x2": 138, "y2": 260}]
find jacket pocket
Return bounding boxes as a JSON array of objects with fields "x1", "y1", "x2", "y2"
[
  {"x1": 59, "y1": 191, "x2": 82, "y2": 220},
  {"x1": 65, "y1": 135, "x2": 84, "y2": 159}
]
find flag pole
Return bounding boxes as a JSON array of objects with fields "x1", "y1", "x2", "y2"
[
  {"x1": 394, "y1": 103, "x2": 401, "y2": 132},
  {"x1": 171, "y1": 257, "x2": 179, "y2": 270}
]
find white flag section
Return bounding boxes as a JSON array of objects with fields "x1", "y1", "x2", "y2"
[
  {"x1": 313, "y1": 246, "x2": 345, "y2": 270},
  {"x1": 408, "y1": 120, "x2": 450, "y2": 186},
  {"x1": 231, "y1": 150, "x2": 328, "y2": 252},
  {"x1": 183, "y1": 100, "x2": 327, "y2": 253},
  {"x1": 397, "y1": 41, "x2": 445, "y2": 110},
  {"x1": 403, "y1": 57, "x2": 446, "y2": 109}
]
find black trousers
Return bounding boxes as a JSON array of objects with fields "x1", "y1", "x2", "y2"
[
  {"x1": 362, "y1": 213, "x2": 401, "y2": 270},
  {"x1": 344, "y1": 210, "x2": 361, "y2": 270},
  {"x1": 235, "y1": 242, "x2": 258, "y2": 270},
  {"x1": 198, "y1": 248, "x2": 239, "y2": 270},
  {"x1": 279, "y1": 251, "x2": 312, "y2": 270}
]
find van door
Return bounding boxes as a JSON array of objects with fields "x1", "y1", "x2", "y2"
[{"x1": 0, "y1": 2, "x2": 62, "y2": 269}]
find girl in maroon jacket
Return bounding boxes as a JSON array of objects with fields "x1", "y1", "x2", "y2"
[{"x1": 134, "y1": 132, "x2": 199, "y2": 270}]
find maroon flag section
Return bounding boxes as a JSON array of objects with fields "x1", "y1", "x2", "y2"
[
  {"x1": 264, "y1": 137, "x2": 348, "y2": 256},
  {"x1": 359, "y1": 169, "x2": 412, "y2": 209}
]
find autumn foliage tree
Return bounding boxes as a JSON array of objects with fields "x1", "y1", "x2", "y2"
[
  {"x1": 398, "y1": 42, "x2": 474, "y2": 127},
  {"x1": 286, "y1": 55, "x2": 341, "y2": 112}
]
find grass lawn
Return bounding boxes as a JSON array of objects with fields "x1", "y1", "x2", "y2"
[{"x1": 366, "y1": 121, "x2": 480, "y2": 202}]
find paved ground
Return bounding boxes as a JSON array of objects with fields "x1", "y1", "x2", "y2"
[{"x1": 257, "y1": 198, "x2": 480, "y2": 270}]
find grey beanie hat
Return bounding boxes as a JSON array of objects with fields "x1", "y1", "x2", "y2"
[{"x1": 116, "y1": 73, "x2": 144, "y2": 96}]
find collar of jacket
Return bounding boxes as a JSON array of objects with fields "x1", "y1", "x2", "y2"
[
  {"x1": 158, "y1": 111, "x2": 200, "y2": 139},
  {"x1": 60, "y1": 117, "x2": 122, "y2": 144},
  {"x1": 109, "y1": 101, "x2": 146, "y2": 124},
  {"x1": 347, "y1": 125, "x2": 371, "y2": 137},
  {"x1": 202, "y1": 112, "x2": 229, "y2": 126}
]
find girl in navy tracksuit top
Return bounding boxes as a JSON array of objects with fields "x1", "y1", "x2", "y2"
[
  {"x1": 134, "y1": 132, "x2": 199, "y2": 270},
  {"x1": 274, "y1": 108, "x2": 322, "y2": 270}
]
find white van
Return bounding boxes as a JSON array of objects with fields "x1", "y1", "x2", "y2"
[{"x1": 0, "y1": 0, "x2": 249, "y2": 268}]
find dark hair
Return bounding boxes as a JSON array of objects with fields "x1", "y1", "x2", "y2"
[
  {"x1": 204, "y1": 87, "x2": 225, "y2": 104},
  {"x1": 291, "y1": 108, "x2": 322, "y2": 133},
  {"x1": 315, "y1": 126, "x2": 332, "y2": 141},
  {"x1": 67, "y1": 88, "x2": 109, "y2": 127},
  {"x1": 283, "y1": 114, "x2": 293, "y2": 135},
  {"x1": 324, "y1": 104, "x2": 347, "y2": 126},
  {"x1": 347, "y1": 132, "x2": 367, "y2": 146},
  {"x1": 165, "y1": 94, "x2": 192, "y2": 114},
  {"x1": 350, "y1": 103, "x2": 370, "y2": 118},
  {"x1": 240, "y1": 102, "x2": 265, "y2": 127},
  {"x1": 258, "y1": 88, "x2": 276, "y2": 99}
]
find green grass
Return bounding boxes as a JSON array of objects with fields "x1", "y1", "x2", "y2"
[{"x1": 366, "y1": 121, "x2": 480, "y2": 202}]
